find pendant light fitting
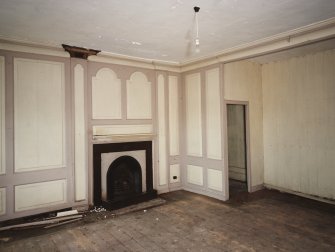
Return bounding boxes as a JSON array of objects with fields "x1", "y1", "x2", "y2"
[{"x1": 194, "y1": 6, "x2": 200, "y2": 50}]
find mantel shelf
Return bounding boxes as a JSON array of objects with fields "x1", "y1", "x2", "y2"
[{"x1": 92, "y1": 134, "x2": 156, "y2": 143}]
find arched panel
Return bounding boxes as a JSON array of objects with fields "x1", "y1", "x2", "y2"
[
  {"x1": 92, "y1": 68, "x2": 122, "y2": 119},
  {"x1": 126, "y1": 71, "x2": 152, "y2": 119}
]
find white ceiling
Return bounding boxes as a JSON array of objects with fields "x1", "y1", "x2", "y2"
[{"x1": 1, "y1": 0, "x2": 335, "y2": 63}]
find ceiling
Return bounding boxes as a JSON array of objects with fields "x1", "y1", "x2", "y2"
[{"x1": 1, "y1": 0, "x2": 335, "y2": 63}]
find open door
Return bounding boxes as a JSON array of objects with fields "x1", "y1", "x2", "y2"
[{"x1": 227, "y1": 104, "x2": 248, "y2": 196}]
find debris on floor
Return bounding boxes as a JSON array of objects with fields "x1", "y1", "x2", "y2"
[
  {"x1": 56, "y1": 209, "x2": 79, "y2": 217},
  {"x1": 0, "y1": 199, "x2": 166, "y2": 234},
  {"x1": 89, "y1": 206, "x2": 107, "y2": 213},
  {"x1": 0, "y1": 211, "x2": 83, "y2": 232},
  {"x1": 0, "y1": 237, "x2": 11, "y2": 242},
  {"x1": 111, "y1": 198, "x2": 166, "y2": 216}
]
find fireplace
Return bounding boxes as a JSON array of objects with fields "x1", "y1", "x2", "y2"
[
  {"x1": 93, "y1": 141, "x2": 157, "y2": 210},
  {"x1": 107, "y1": 156, "x2": 142, "y2": 201}
]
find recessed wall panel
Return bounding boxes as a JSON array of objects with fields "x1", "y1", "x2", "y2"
[
  {"x1": 15, "y1": 180, "x2": 67, "y2": 212},
  {"x1": 92, "y1": 68, "x2": 122, "y2": 119},
  {"x1": 158, "y1": 75, "x2": 167, "y2": 186},
  {"x1": 14, "y1": 58, "x2": 65, "y2": 172},
  {"x1": 187, "y1": 165, "x2": 203, "y2": 186},
  {"x1": 0, "y1": 188, "x2": 5, "y2": 215},
  {"x1": 168, "y1": 75, "x2": 179, "y2": 156},
  {"x1": 170, "y1": 164, "x2": 180, "y2": 183},
  {"x1": 93, "y1": 124, "x2": 153, "y2": 136},
  {"x1": 185, "y1": 73, "x2": 202, "y2": 157},
  {"x1": 127, "y1": 72, "x2": 152, "y2": 119},
  {"x1": 74, "y1": 64, "x2": 87, "y2": 201},
  {"x1": 0, "y1": 56, "x2": 5, "y2": 175},
  {"x1": 205, "y1": 68, "x2": 222, "y2": 160},
  {"x1": 208, "y1": 169, "x2": 223, "y2": 191}
]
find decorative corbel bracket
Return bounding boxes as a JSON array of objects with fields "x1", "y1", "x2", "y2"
[{"x1": 62, "y1": 44, "x2": 100, "y2": 59}]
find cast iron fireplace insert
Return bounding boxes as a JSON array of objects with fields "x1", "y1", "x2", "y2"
[{"x1": 93, "y1": 141, "x2": 157, "y2": 210}]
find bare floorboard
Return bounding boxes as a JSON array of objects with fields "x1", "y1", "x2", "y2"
[{"x1": 1, "y1": 189, "x2": 335, "y2": 251}]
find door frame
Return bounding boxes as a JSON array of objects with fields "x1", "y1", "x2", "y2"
[{"x1": 223, "y1": 100, "x2": 252, "y2": 196}]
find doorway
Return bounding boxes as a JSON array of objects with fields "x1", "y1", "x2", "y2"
[{"x1": 226, "y1": 104, "x2": 249, "y2": 196}]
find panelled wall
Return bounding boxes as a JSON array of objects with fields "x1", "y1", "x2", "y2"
[
  {"x1": 87, "y1": 62, "x2": 182, "y2": 203},
  {"x1": 262, "y1": 49, "x2": 335, "y2": 200},
  {"x1": 87, "y1": 63, "x2": 157, "y2": 203},
  {"x1": 72, "y1": 59, "x2": 88, "y2": 202},
  {"x1": 0, "y1": 50, "x2": 182, "y2": 220},
  {"x1": 182, "y1": 66, "x2": 225, "y2": 200},
  {"x1": 0, "y1": 56, "x2": 5, "y2": 216},
  {"x1": 224, "y1": 61, "x2": 264, "y2": 189},
  {"x1": 0, "y1": 51, "x2": 77, "y2": 221},
  {"x1": 1, "y1": 44, "x2": 333, "y2": 220},
  {"x1": 157, "y1": 73, "x2": 182, "y2": 191}
]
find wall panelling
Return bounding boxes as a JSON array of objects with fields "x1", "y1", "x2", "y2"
[{"x1": 14, "y1": 58, "x2": 65, "y2": 172}]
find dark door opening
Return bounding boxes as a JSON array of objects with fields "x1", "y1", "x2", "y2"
[{"x1": 227, "y1": 104, "x2": 248, "y2": 196}]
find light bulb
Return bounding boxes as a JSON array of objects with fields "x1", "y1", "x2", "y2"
[{"x1": 195, "y1": 38, "x2": 200, "y2": 46}]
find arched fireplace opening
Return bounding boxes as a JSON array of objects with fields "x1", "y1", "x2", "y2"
[
  {"x1": 107, "y1": 156, "x2": 142, "y2": 201},
  {"x1": 93, "y1": 141, "x2": 157, "y2": 210}
]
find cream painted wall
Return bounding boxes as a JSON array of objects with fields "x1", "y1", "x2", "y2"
[
  {"x1": 168, "y1": 75, "x2": 182, "y2": 188},
  {"x1": 2, "y1": 41, "x2": 334, "y2": 221},
  {"x1": 168, "y1": 75, "x2": 180, "y2": 156},
  {"x1": 183, "y1": 67, "x2": 225, "y2": 200},
  {"x1": 185, "y1": 73, "x2": 202, "y2": 157},
  {"x1": 126, "y1": 72, "x2": 152, "y2": 119},
  {"x1": 262, "y1": 49, "x2": 335, "y2": 199},
  {"x1": 205, "y1": 68, "x2": 222, "y2": 160},
  {"x1": 224, "y1": 61, "x2": 264, "y2": 187},
  {"x1": 14, "y1": 58, "x2": 66, "y2": 172},
  {"x1": 74, "y1": 64, "x2": 87, "y2": 201},
  {"x1": 92, "y1": 68, "x2": 122, "y2": 119},
  {"x1": 0, "y1": 56, "x2": 5, "y2": 175},
  {"x1": 0, "y1": 52, "x2": 72, "y2": 222},
  {"x1": 157, "y1": 74, "x2": 168, "y2": 186},
  {"x1": 0, "y1": 57, "x2": 4, "y2": 215}
]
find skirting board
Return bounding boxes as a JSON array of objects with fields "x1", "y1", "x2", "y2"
[
  {"x1": 183, "y1": 186, "x2": 226, "y2": 201},
  {"x1": 250, "y1": 184, "x2": 265, "y2": 192},
  {"x1": 156, "y1": 188, "x2": 170, "y2": 194},
  {"x1": 264, "y1": 184, "x2": 335, "y2": 205},
  {"x1": 168, "y1": 185, "x2": 183, "y2": 192}
]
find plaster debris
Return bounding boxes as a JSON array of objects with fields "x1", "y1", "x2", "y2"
[
  {"x1": 143, "y1": 209, "x2": 147, "y2": 213},
  {"x1": 56, "y1": 209, "x2": 78, "y2": 217},
  {"x1": 155, "y1": 218, "x2": 159, "y2": 221},
  {"x1": 0, "y1": 215, "x2": 83, "y2": 231},
  {"x1": 90, "y1": 206, "x2": 106, "y2": 213}
]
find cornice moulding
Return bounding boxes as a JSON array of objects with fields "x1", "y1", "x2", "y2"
[
  {"x1": 0, "y1": 17, "x2": 334, "y2": 72},
  {"x1": 0, "y1": 38, "x2": 69, "y2": 58},
  {"x1": 88, "y1": 52, "x2": 181, "y2": 73},
  {"x1": 180, "y1": 17, "x2": 335, "y2": 71}
]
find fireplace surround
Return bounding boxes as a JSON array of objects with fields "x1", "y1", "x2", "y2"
[{"x1": 93, "y1": 141, "x2": 157, "y2": 210}]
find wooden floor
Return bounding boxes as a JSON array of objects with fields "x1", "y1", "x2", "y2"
[{"x1": 1, "y1": 188, "x2": 335, "y2": 251}]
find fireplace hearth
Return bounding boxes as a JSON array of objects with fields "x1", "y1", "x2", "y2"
[{"x1": 93, "y1": 141, "x2": 157, "y2": 210}]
